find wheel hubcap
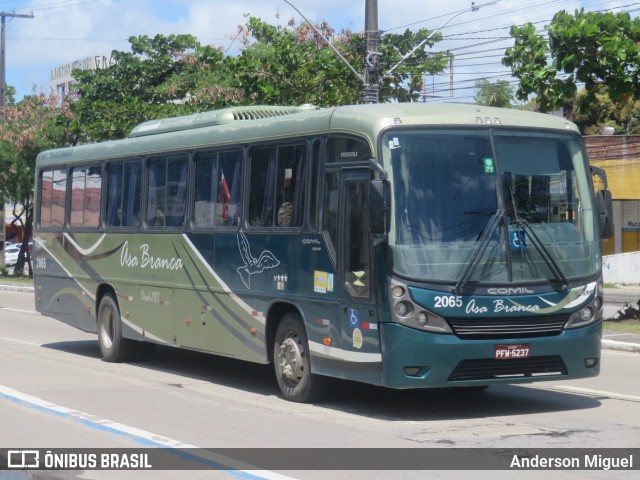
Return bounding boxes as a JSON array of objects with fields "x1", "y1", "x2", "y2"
[
  {"x1": 278, "y1": 336, "x2": 304, "y2": 382},
  {"x1": 100, "y1": 308, "x2": 114, "y2": 349}
]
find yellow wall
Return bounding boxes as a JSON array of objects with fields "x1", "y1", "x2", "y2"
[
  {"x1": 590, "y1": 159, "x2": 640, "y2": 200},
  {"x1": 622, "y1": 231, "x2": 640, "y2": 253},
  {"x1": 587, "y1": 136, "x2": 640, "y2": 253},
  {"x1": 601, "y1": 235, "x2": 616, "y2": 256}
]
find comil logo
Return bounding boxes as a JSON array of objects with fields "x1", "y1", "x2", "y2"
[{"x1": 8, "y1": 450, "x2": 40, "y2": 468}]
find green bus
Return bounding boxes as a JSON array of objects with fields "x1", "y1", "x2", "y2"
[{"x1": 33, "y1": 103, "x2": 613, "y2": 402}]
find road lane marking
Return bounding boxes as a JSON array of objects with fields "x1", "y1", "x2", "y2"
[
  {"x1": 0, "y1": 384, "x2": 297, "y2": 480},
  {"x1": 0, "y1": 307, "x2": 39, "y2": 315},
  {"x1": 1, "y1": 337, "x2": 40, "y2": 347}
]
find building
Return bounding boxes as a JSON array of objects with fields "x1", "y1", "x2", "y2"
[
  {"x1": 50, "y1": 54, "x2": 117, "y2": 100},
  {"x1": 585, "y1": 135, "x2": 640, "y2": 254}
]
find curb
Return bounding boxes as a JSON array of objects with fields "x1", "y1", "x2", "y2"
[
  {"x1": 0, "y1": 284, "x2": 35, "y2": 293},
  {"x1": 1, "y1": 284, "x2": 639, "y2": 353},
  {"x1": 601, "y1": 339, "x2": 640, "y2": 353}
]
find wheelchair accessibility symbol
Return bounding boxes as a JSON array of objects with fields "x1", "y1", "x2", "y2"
[
  {"x1": 510, "y1": 230, "x2": 527, "y2": 251},
  {"x1": 348, "y1": 308, "x2": 360, "y2": 327}
]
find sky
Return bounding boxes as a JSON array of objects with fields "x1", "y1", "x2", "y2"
[{"x1": 1, "y1": 0, "x2": 636, "y2": 103}]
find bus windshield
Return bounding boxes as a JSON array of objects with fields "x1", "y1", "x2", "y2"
[{"x1": 382, "y1": 128, "x2": 599, "y2": 285}]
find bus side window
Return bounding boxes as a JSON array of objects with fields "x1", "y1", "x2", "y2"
[
  {"x1": 70, "y1": 166, "x2": 102, "y2": 228},
  {"x1": 106, "y1": 161, "x2": 142, "y2": 228},
  {"x1": 218, "y1": 151, "x2": 243, "y2": 226},
  {"x1": 248, "y1": 144, "x2": 306, "y2": 228},
  {"x1": 51, "y1": 169, "x2": 67, "y2": 229},
  {"x1": 276, "y1": 145, "x2": 306, "y2": 228},
  {"x1": 194, "y1": 150, "x2": 243, "y2": 227},
  {"x1": 146, "y1": 155, "x2": 188, "y2": 228},
  {"x1": 248, "y1": 147, "x2": 275, "y2": 227},
  {"x1": 39, "y1": 170, "x2": 54, "y2": 227}
]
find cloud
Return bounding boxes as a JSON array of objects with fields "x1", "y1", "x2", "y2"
[{"x1": 3, "y1": 0, "x2": 609, "y2": 101}]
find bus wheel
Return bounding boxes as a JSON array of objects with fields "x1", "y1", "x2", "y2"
[
  {"x1": 273, "y1": 313, "x2": 321, "y2": 403},
  {"x1": 97, "y1": 293, "x2": 134, "y2": 362}
]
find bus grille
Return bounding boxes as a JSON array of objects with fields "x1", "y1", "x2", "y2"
[
  {"x1": 447, "y1": 315, "x2": 568, "y2": 340},
  {"x1": 448, "y1": 356, "x2": 567, "y2": 381}
]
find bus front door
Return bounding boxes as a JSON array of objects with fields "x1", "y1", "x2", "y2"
[{"x1": 337, "y1": 172, "x2": 382, "y2": 383}]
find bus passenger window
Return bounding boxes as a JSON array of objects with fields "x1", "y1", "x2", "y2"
[
  {"x1": 194, "y1": 150, "x2": 243, "y2": 227},
  {"x1": 70, "y1": 166, "x2": 102, "y2": 228},
  {"x1": 51, "y1": 169, "x2": 67, "y2": 229},
  {"x1": 39, "y1": 170, "x2": 54, "y2": 227},
  {"x1": 38, "y1": 167, "x2": 67, "y2": 229},
  {"x1": 146, "y1": 155, "x2": 188, "y2": 227},
  {"x1": 106, "y1": 161, "x2": 141, "y2": 228},
  {"x1": 249, "y1": 145, "x2": 306, "y2": 228},
  {"x1": 276, "y1": 145, "x2": 306, "y2": 228},
  {"x1": 248, "y1": 147, "x2": 274, "y2": 227}
]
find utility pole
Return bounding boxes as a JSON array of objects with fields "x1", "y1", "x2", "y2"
[
  {"x1": 361, "y1": 0, "x2": 381, "y2": 104},
  {"x1": 1, "y1": 11, "x2": 34, "y2": 109},
  {"x1": 283, "y1": 1, "x2": 494, "y2": 104}
]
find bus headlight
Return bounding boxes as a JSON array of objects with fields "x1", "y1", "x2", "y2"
[
  {"x1": 389, "y1": 281, "x2": 453, "y2": 334},
  {"x1": 394, "y1": 301, "x2": 413, "y2": 317},
  {"x1": 565, "y1": 300, "x2": 600, "y2": 330},
  {"x1": 392, "y1": 286, "x2": 405, "y2": 298},
  {"x1": 565, "y1": 282, "x2": 604, "y2": 330},
  {"x1": 416, "y1": 312, "x2": 428, "y2": 326}
]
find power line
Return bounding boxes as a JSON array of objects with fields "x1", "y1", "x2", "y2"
[{"x1": 16, "y1": 0, "x2": 99, "y2": 11}]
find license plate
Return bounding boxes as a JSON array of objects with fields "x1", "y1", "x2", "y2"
[{"x1": 494, "y1": 344, "x2": 531, "y2": 360}]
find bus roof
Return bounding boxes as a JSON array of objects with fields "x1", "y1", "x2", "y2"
[{"x1": 36, "y1": 103, "x2": 580, "y2": 167}]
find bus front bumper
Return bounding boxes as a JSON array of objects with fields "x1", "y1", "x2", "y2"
[{"x1": 380, "y1": 321, "x2": 602, "y2": 389}]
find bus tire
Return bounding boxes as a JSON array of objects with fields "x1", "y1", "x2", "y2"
[
  {"x1": 97, "y1": 292, "x2": 134, "y2": 362},
  {"x1": 273, "y1": 313, "x2": 321, "y2": 403}
]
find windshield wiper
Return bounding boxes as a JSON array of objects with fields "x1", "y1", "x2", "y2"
[
  {"x1": 453, "y1": 209, "x2": 505, "y2": 294},
  {"x1": 516, "y1": 219, "x2": 569, "y2": 290}
]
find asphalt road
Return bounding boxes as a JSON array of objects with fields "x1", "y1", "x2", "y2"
[{"x1": 0, "y1": 290, "x2": 639, "y2": 480}]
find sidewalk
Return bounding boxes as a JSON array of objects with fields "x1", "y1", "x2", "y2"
[{"x1": 1, "y1": 281, "x2": 638, "y2": 353}]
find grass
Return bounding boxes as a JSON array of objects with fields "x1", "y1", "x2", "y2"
[
  {"x1": 0, "y1": 273, "x2": 34, "y2": 285},
  {"x1": 603, "y1": 319, "x2": 640, "y2": 333}
]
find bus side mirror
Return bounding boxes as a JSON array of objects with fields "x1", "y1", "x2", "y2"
[
  {"x1": 370, "y1": 179, "x2": 390, "y2": 236},
  {"x1": 591, "y1": 165, "x2": 614, "y2": 240},
  {"x1": 596, "y1": 189, "x2": 613, "y2": 239}
]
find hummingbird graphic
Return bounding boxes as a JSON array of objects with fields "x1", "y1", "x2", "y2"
[{"x1": 237, "y1": 229, "x2": 280, "y2": 288}]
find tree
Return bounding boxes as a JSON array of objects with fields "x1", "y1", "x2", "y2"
[
  {"x1": 232, "y1": 17, "x2": 361, "y2": 106},
  {"x1": 474, "y1": 78, "x2": 514, "y2": 108},
  {"x1": 0, "y1": 92, "x2": 74, "y2": 275},
  {"x1": 573, "y1": 87, "x2": 640, "y2": 135},
  {"x1": 68, "y1": 18, "x2": 452, "y2": 142},
  {"x1": 233, "y1": 17, "x2": 450, "y2": 106},
  {"x1": 503, "y1": 9, "x2": 640, "y2": 113},
  {"x1": 71, "y1": 34, "x2": 240, "y2": 142},
  {"x1": 4, "y1": 85, "x2": 16, "y2": 105}
]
